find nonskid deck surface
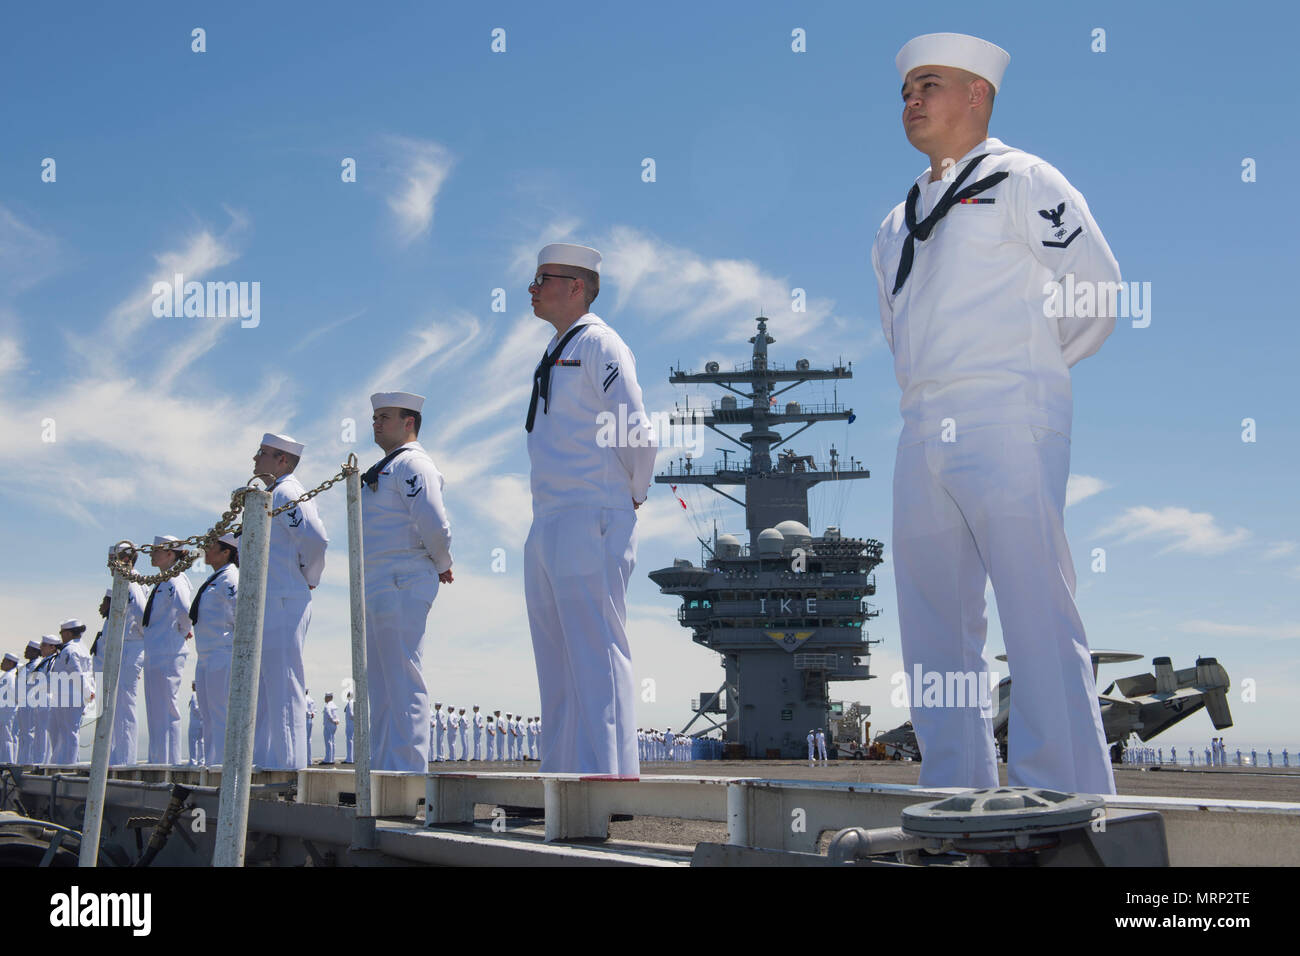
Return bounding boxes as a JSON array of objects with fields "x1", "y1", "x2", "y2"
[{"x1": 9, "y1": 760, "x2": 1300, "y2": 866}]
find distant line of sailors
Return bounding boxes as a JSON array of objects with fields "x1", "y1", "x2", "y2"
[
  {"x1": 1122, "y1": 741, "x2": 1292, "y2": 768},
  {"x1": 637, "y1": 728, "x2": 723, "y2": 762}
]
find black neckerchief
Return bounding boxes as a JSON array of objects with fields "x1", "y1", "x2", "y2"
[
  {"x1": 361, "y1": 445, "x2": 415, "y2": 491},
  {"x1": 891, "y1": 153, "x2": 1010, "y2": 294},
  {"x1": 142, "y1": 583, "x2": 161, "y2": 628},
  {"x1": 525, "y1": 323, "x2": 589, "y2": 432},
  {"x1": 188, "y1": 565, "x2": 229, "y2": 625}
]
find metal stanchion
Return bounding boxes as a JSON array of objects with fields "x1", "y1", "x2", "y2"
[
  {"x1": 345, "y1": 462, "x2": 375, "y2": 847},
  {"x1": 213, "y1": 486, "x2": 272, "y2": 866},
  {"x1": 78, "y1": 569, "x2": 131, "y2": 867}
]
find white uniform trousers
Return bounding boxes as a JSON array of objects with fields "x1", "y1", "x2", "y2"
[
  {"x1": 345, "y1": 723, "x2": 354, "y2": 763},
  {"x1": 306, "y1": 716, "x2": 314, "y2": 764},
  {"x1": 892, "y1": 425, "x2": 1114, "y2": 795},
  {"x1": 254, "y1": 596, "x2": 312, "y2": 770},
  {"x1": 0, "y1": 714, "x2": 15, "y2": 763},
  {"x1": 17, "y1": 697, "x2": 37, "y2": 764},
  {"x1": 188, "y1": 711, "x2": 204, "y2": 765},
  {"x1": 144, "y1": 652, "x2": 187, "y2": 764},
  {"x1": 473, "y1": 728, "x2": 482, "y2": 761},
  {"x1": 110, "y1": 643, "x2": 145, "y2": 766},
  {"x1": 195, "y1": 649, "x2": 232, "y2": 766},
  {"x1": 324, "y1": 721, "x2": 337, "y2": 763},
  {"x1": 364, "y1": 566, "x2": 438, "y2": 772},
  {"x1": 51, "y1": 696, "x2": 89, "y2": 765},
  {"x1": 525, "y1": 506, "x2": 640, "y2": 776},
  {"x1": 434, "y1": 719, "x2": 445, "y2": 761},
  {"x1": 486, "y1": 733, "x2": 495, "y2": 761},
  {"x1": 459, "y1": 724, "x2": 468, "y2": 759},
  {"x1": 447, "y1": 724, "x2": 458, "y2": 760}
]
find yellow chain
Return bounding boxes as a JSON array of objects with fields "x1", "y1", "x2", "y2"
[{"x1": 105, "y1": 456, "x2": 358, "y2": 586}]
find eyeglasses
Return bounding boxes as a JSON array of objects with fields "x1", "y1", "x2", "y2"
[{"x1": 529, "y1": 273, "x2": 577, "y2": 290}]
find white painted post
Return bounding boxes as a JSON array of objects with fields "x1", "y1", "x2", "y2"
[
  {"x1": 79, "y1": 571, "x2": 131, "y2": 866},
  {"x1": 727, "y1": 781, "x2": 748, "y2": 846},
  {"x1": 213, "y1": 488, "x2": 272, "y2": 867},
  {"x1": 345, "y1": 463, "x2": 375, "y2": 846}
]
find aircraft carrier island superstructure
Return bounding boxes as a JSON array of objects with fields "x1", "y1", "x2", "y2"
[{"x1": 649, "y1": 316, "x2": 884, "y2": 759}]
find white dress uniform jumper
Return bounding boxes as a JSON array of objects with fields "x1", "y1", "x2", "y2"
[
  {"x1": 871, "y1": 131, "x2": 1120, "y2": 795},
  {"x1": 141, "y1": 574, "x2": 194, "y2": 764},
  {"x1": 360, "y1": 438, "x2": 454, "y2": 772},
  {"x1": 524, "y1": 313, "x2": 657, "y2": 776},
  {"x1": 254, "y1": 471, "x2": 328, "y2": 771},
  {"x1": 190, "y1": 562, "x2": 237, "y2": 766},
  {"x1": 49, "y1": 633, "x2": 95, "y2": 764}
]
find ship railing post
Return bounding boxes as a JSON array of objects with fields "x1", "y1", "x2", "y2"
[
  {"x1": 213, "y1": 485, "x2": 272, "y2": 867},
  {"x1": 78, "y1": 571, "x2": 131, "y2": 866},
  {"x1": 345, "y1": 462, "x2": 375, "y2": 847}
]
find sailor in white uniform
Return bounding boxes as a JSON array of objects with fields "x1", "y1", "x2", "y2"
[
  {"x1": 106, "y1": 544, "x2": 149, "y2": 766},
  {"x1": 486, "y1": 711, "x2": 497, "y2": 761},
  {"x1": 872, "y1": 34, "x2": 1120, "y2": 794},
  {"x1": 251, "y1": 433, "x2": 329, "y2": 771},
  {"x1": 447, "y1": 707, "x2": 459, "y2": 761},
  {"x1": 0, "y1": 653, "x2": 19, "y2": 763},
  {"x1": 322, "y1": 692, "x2": 339, "y2": 764},
  {"x1": 344, "y1": 692, "x2": 355, "y2": 763},
  {"x1": 524, "y1": 242, "x2": 657, "y2": 776},
  {"x1": 305, "y1": 690, "x2": 316, "y2": 765},
  {"x1": 457, "y1": 708, "x2": 468, "y2": 760},
  {"x1": 433, "y1": 702, "x2": 446, "y2": 762},
  {"x1": 815, "y1": 728, "x2": 829, "y2": 764},
  {"x1": 504, "y1": 712, "x2": 515, "y2": 760},
  {"x1": 528, "y1": 717, "x2": 539, "y2": 760},
  {"x1": 187, "y1": 682, "x2": 204, "y2": 766},
  {"x1": 15, "y1": 641, "x2": 42, "y2": 763},
  {"x1": 472, "y1": 705, "x2": 484, "y2": 761},
  {"x1": 361, "y1": 392, "x2": 454, "y2": 772},
  {"x1": 190, "y1": 532, "x2": 238, "y2": 766},
  {"x1": 141, "y1": 536, "x2": 194, "y2": 765},
  {"x1": 31, "y1": 635, "x2": 62, "y2": 764},
  {"x1": 48, "y1": 619, "x2": 95, "y2": 764}
]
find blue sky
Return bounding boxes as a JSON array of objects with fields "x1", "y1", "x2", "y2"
[{"x1": 2, "y1": 2, "x2": 1297, "y2": 759}]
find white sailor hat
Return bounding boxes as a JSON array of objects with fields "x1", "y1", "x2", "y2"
[
  {"x1": 59, "y1": 619, "x2": 85, "y2": 631},
  {"x1": 370, "y1": 391, "x2": 425, "y2": 413},
  {"x1": 26, "y1": 640, "x2": 42, "y2": 652},
  {"x1": 2, "y1": 652, "x2": 17, "y2": 665},
  {"x1": 41, "y1": 634, "x2": 60, "y2": 646},
  {"x1": 153, "y1": 534, "x2": 182, "y2": 549},
  {"x1": 217, "y1": 533, "x2": 238, "y2": 549},
  {"x1": 537, "y1": 242, "x2": 602, "y2": 273},
  {"x1": 260, "y1": 432, "x2": 305, "y2": 457},
  {"x1": 896, "y1": 33, "x2": 1010, "y2": 93},
  {"x1": 104, "y1": 588, "x2": 113, "y2": 598}
]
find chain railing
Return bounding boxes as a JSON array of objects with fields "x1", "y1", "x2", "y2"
[{"x1": 103, "y1": 455, "x2": 359, "y2": 586}]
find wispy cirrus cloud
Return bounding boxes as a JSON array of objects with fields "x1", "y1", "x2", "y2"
[
  {"x1": 1094, "y1": 506, "x2": 1251, "y2": 556},
  {"x1": 600, "y1": 225, "x2": 845, "y2": 346},
  {"x1": 1066, "y1": 473, "x2": 1111, "y2": 508},
  {"x1": 385, "y1": 136, "x2": 454, "y2": 245}
]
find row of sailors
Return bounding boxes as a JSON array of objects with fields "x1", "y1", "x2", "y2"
[
  {"x1": 637, "y1": 729, "x2": 723, "y2": 762},
  {"x1": 0, "y1": 623, "x2": 96, "y2": 765},
  {"x1": 8, "y1": 408, "x2": 441, "y2": 774},
  {"x1": 1122, "y1": 744, "x2": 1292, "y2": 767},
  {"x1": 177, "y1": 695, "x2": 545, "y2": 766},
  {"x1": 428, "y1": 706, "x2": 541, "y2": 763}
]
